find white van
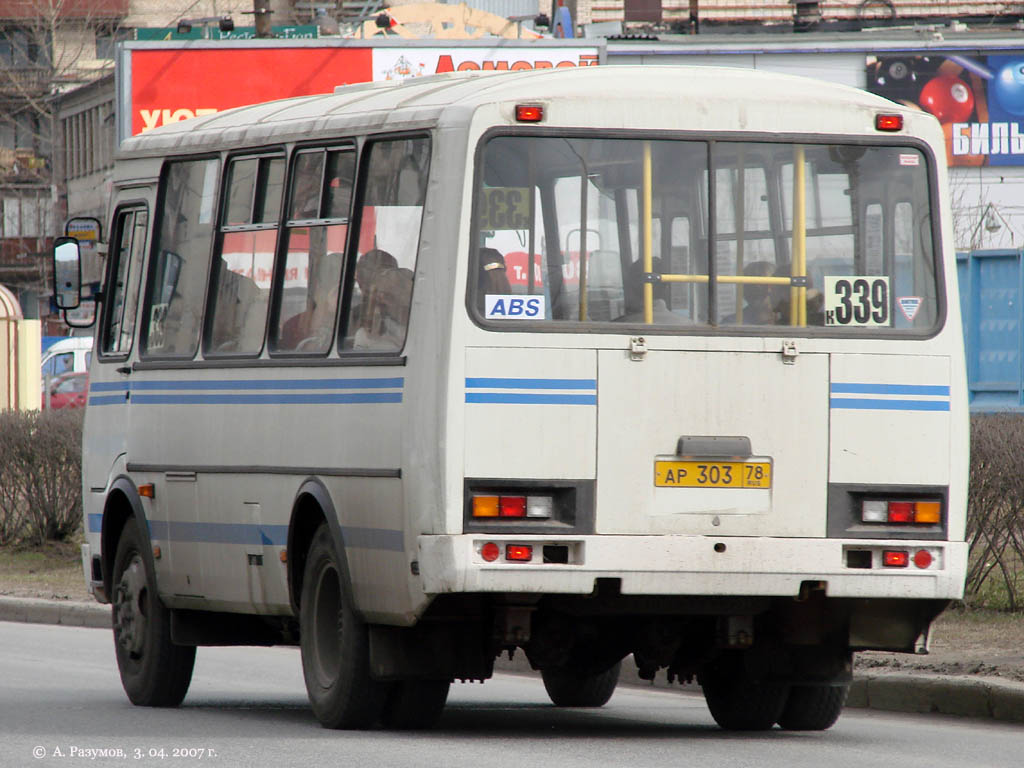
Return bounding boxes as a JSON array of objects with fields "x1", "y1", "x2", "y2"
[{"x1": 41, "y1": 336, "x2": 93, "y2": 383}]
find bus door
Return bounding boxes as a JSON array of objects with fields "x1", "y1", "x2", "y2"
[
  {"x1": 88, "y1": 199, "x2": 150, "y2": 501},
  {"x1": 594, "y1": 141, "x2": 829, "y2": 539}
]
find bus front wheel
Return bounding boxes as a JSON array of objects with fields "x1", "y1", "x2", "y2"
[
  {"x1": 299, "y1": 524, "x2": 390, "y2": 729},
  {"x1": 112, "y1": 517, "x2": 195, "y2": 706}
]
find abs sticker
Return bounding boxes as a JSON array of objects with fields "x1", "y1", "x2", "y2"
[
  {"x1": 823, "y1": 276, "x2": 890, "y2": 327},
  {"x1": 485, "y1": 294, "x2": 545, "y2": 320}
]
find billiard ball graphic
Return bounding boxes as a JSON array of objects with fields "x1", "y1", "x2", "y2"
[
  {"x1": 992, "y1": 61, "x2": 1024, "y2": 117},
  {"x1": 919, "y1": 74, "x2": 975, "y2": 123}
]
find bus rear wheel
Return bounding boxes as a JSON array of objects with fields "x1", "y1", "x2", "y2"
[
  {"x1": 299, "y1": 524, "x2": 390, "y2": 729},
  {"x1": 777, "y1": 683, "x2": 849, "y2": 731},
  {"x1": 112, "y1": 517, "x2": 195, "y2": 706},
  {"x1": 382, "y1": 680, "x2": 451, "y2": 729},
  {"x1": 541, "y1": 660, "x2": 621, "y2": 707},
  {"x1": 699, "y1": 664, "x2": 789, "y2": 731}
]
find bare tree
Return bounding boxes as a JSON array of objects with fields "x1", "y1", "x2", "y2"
[{"x1": 0, "y1": 0, "x2": 126, "y2": 297}]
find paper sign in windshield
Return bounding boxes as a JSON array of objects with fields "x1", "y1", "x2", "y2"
[{"x1": 823, "y1": 276, "x2": 891, "y2": 327}]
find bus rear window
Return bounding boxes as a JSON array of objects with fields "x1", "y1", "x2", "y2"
[{"x1": 472, "y1": 135, "x2": 939, "y2": 333}]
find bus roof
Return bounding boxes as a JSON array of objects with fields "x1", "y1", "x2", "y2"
[{"x1": 118, "y1": 65, "x2": 916, "y2": 159}]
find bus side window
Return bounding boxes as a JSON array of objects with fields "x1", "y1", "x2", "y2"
[
  {"x1": 342, "y1": 137, "x2": 430, "y2": 353},
  {"x1": 270, "y1": 146, "x2": 353, "y2": 355},
  {"x1": 101, "y1": 207, "x2": 148, "y2": 356},
  {"x1": 141, "y1": 158, "x2": 220, "y2": 357},
  {"x1": 206, "y1": 154, "x2": 284, "y2": 356}
]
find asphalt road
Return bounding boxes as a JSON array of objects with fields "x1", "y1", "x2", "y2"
[{"x1": 3, "y1": 621, "x2": 1021, "y2": 768}]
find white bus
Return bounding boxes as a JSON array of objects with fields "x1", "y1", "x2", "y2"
[{"x1": 53, "y1": 65, "x2": 967, "y2": 732}]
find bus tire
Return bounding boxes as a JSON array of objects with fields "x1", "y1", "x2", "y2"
[
  {"x1": 699, "y1": 666, "x2": 788, "y2": 731},
  {"x1": 382, "y1": 680, "x2": 451, "y2": 729},
  {"x1": 300, "y1": 524, "x2": 389, "y2": 729},
  {"x1": 112, "y1": 517, "x2": 195, "y2": 707},
  {"x1": 777, "y1": 683, "x2": 849, "y2": 731},
  {"x1": 541, "y1": 660, "x2": 621, "y2": 707}
]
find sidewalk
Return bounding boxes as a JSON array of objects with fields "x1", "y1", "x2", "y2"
[{"x1": 3, "y1": 594, "x2": 1023, "y2": 724}]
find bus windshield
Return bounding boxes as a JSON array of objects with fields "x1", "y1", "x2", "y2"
[{"x1": 473, "y1": 135, "x2": 939, "y2": 332}]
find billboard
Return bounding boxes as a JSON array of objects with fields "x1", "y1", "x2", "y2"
[
  {"x1": 120, "y1": 41, "x2": 602, "y2": 140},
  {"x1": 866, "y1": 53, "x2": 1024, "y2": 167}
]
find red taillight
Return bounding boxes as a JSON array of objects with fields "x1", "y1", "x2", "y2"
[
  {"x1": 515, "y1": 104, "x2": 544, "y2": 123},
  {"x1": 887, "y1": 502, "x2": 914, "y2": 523},
  {"x1": 883, "y1": 550, "x2": 909, "y2": 568},
  {"x1": 914, "y1": 549, "x2": 934, "y2": 569},
  {"x1": 876, "y1": 113, "x2": 904, "y2": 131},
  {"x1": 481, "y1": 542, "x2": 500, "y2": 562},
  {"x1": 500, "y1": 496, "x2": 527, "y2": 518},
  {"x1": 505, "y1": 545, "x2": 533, "y2": 562}
]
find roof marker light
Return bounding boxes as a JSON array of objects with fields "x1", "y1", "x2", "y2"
[
  {"x1": 876, "y1": 113, "x2": 904, "y2": 132},
  {"x1": 515, "y1": 104, "x2": 544, "y2": 123}
]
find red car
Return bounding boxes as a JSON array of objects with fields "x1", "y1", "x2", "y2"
[{"x1": 44, "y1": 371, "x2": 89, "y2": 410}]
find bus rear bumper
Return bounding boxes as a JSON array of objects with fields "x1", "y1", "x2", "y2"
[{"x1": 417, "y1": 534, "x2": 968, "y2": 600}]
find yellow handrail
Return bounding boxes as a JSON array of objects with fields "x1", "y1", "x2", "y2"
[
  {"x1": 792, "y1": 146, "x2": 807, "y2": 327},
  {"x1": 642, "y1": 142, "x2": 654, "y2": 324}
]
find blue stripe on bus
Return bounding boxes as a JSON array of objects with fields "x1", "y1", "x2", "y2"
[
  {"x1": 466, "y1": 392, "x2": 597, "y2": 405},
  {"x1": 143, "y1": 521, "x2": 403, "y2": 551},
  {"x1": 829, "y1": 398, "x2": 950, "y2": 412},
  {"x1": 146, "y1": 521, "x2": 289, "y2": 546},
  {"x1": 90, "y1": 377, "x2": 403, "y2": 392},
  {"x1": 131, "y1": 392, "x2": 402, "y2": 405},
  {"x1": 89, "y1": 395, "x2": 129, "y2": 406},
  {"x1": 465, "y1": 377, "x2": 597, "y2": 390},
  {"x1": 830, "y1": 383, "x2": 950, "y2": 397}
]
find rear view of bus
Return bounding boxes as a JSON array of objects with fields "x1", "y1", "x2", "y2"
[{"x1": 421, "y1": 67, "x2": 967, "y2": 731}]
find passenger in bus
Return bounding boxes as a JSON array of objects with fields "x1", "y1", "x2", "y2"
[
  {"x1": 477, "y1": 247, "x2": 512, "y2": 312},
  {"x1": 353, "y1": 266, "x2": 414, "y2": 351},
  {"x1": 724, "y1": 261, "x2": 777, "y2": 325},
  {"x1": 767, "y1": 262, "x2": 825, "y2": 326},
  {"x1": 279, "y1": 281, "x2": 341, "y2": 351},
  {"x1": 617, "y1": 257, "x2": 687, "y2": 324},
  {"x1": 350, "y1": 248, "x2": 398, "y2": 327}
]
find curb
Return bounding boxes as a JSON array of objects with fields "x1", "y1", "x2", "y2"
[{"x1": 3, "y1": 595, "x2": 1022, "y2": 724}]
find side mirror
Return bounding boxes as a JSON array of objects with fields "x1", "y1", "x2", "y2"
[{"x1": 53, "y1": 236, "x2": 83, "y2": 310}]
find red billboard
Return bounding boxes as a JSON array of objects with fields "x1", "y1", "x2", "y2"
[{"x1": 127, "y1": 46, "x2": 373, "y2": 136}]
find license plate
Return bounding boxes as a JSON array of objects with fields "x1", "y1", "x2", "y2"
[{"x1": 654, "y1": 460, "x2": 772, "y2": 489}]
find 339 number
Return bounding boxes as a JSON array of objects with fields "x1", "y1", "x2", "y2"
[{"x1": 824, "y1": 276, "x2": 890, "y2": 327}]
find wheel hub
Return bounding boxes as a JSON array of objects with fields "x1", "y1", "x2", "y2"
[{"x1": 114, "y1": 555, "x2": 148, "y2": 656}]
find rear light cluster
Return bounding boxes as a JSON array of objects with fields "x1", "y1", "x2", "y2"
[
  {"x1": 476, "y1": 540, "x2": 580, "y2": 565},
  {"x1": 861, "y1": 500, "x2": 941, "y2": 525},
  {"x1": 845, "y1": 546, "x2": 942, "y2": 570},
  {"x1": 471, "y1": 493, "x2": 553, "y2": 519}
]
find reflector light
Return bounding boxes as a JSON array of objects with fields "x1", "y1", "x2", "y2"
[
  {"x1": 861, "y1": 500, "x2": 888, "y2": 523},
  {"x1": 914, "y1": 549, "x2": 934, "y2": 569},
  {"x1": 481, "y1": 542, "x2": 500, "y2": 562},
  {"x1": 883, "y1": 550, "x2": 909, "y2": 567},
  {"x1": 527, "y1": 495, "x2": 553, "y2": 519},
  {"x1": 506, "y1": 545, "x2": 533, "y2": 562},
  {"x1": 139, "y1": 483, "x2": 155, "y2": 499},
  {"x1": 914, "y1": 502, "x2": 942, "y2": 524},
  {"x1": 515, "y1": 104, "x2": 544, "y2": 123},
  {"x1": 876, "y1": 113, "x2": 904, "y2": 131},
  {"x1": 500, "y1": 496, "x2": 527, "y2": 518},
  {"x1": 472, "y1": 495, "x2": 500, "y2": 517}
]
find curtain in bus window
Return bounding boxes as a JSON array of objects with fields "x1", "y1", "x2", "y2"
[
  {"x1": 342, "y1": 137, "x2": 429, "y2": 353},
  {"x1": 271, "y1": 147, "x2": 353, "y2": 355},
  {"x1": 143, "y1": 158, "x2": 219, "y2": 357}
]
